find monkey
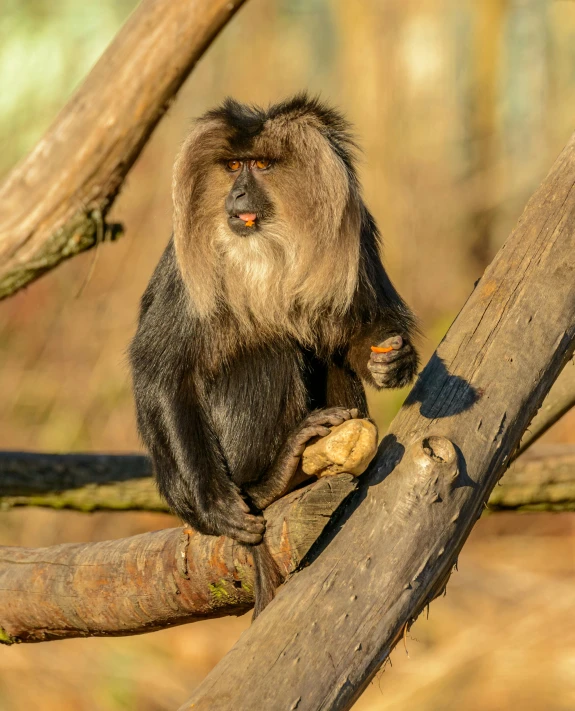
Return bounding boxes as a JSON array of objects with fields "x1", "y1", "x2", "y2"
[{"x1": 129, "y1": 95, "x2": 419, "y2": 618}]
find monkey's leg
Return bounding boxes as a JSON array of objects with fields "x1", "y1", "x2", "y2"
[
  {"x1": 245, "y1": 407, "x2": 358, "y2": 510},
  {"x1": 367, "y1": 334, "x2": 418, "y2": 389}
]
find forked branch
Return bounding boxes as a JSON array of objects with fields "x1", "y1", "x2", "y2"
[{"x1": 179, "y1": 131, "x2": 575, "y2": 711}]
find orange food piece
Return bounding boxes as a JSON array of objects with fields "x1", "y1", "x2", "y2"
[
  {"x1": 371, "y1": 345, "x2": 394, "y2": 354},
  {"x1": 245, "y1": 220, "x2": 255, "y2": 227}
]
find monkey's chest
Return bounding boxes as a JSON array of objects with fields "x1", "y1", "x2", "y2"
[{"x1": 204, "y1": 345, "x2": 309, "y2": 485}]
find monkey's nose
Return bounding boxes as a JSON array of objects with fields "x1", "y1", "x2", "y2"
[{"x1": 226, "y1": 189, "x2": 252, "y2": 216}]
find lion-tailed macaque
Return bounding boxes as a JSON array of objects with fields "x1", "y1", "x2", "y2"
[{"x1": 129, "y1": 95, "x2": 419, "y2": 618}]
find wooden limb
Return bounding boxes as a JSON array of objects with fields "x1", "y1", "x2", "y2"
[
  {"x1": 0, "y1": 474, "x2": 356, "y2": 645},
  {"x1": 0, "y1": 451, "x2": 158, "y2": 511},
  {"x1": 517, "y1": 356, "x2": 575, "y2": 454},
  {"x1": 0, "y1": 0, "x2": 247, "y2": 300},
  {"x1": 2, "y1": 445, "x2": 575, "y2": 513},
  {"x1": 489, "y1": 444, "x2": 575, "y2": 512},
  {"x1": 179, "y1": 130, "x2": 575, "y2": 710}
]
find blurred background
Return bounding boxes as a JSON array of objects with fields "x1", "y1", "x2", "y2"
[{"x1": 0, "y1": 0, "x2": 574, "y2": 709}]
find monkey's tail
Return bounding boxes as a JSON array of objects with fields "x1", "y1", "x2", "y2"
[{"x1": 247, "y1": 541, "x2": 285, "y2": 620}]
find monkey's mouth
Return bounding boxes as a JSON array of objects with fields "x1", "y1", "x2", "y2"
[{"x1": 228, "y1": 212, "x2": 259, "y2": 235}]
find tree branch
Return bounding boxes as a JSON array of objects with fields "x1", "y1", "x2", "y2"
[
  {"x1": 2, "y1": 446, "x2": 574, "y2": 513},
  {"x1": 0, "y1": 474, "x2": 356, "y2": 645},
  {"x1": 518, "y1": 356, "x2": 575, "y2": 454},
  {"x1": 178, "y1": 131, "x2": 575, "y2": 710},
  {"x1": 0, "y1": 0, "x2": 247, "y2": 300}
]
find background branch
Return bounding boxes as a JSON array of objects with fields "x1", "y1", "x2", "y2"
[
  {"x1": 2, "y1": 445, "x2": 574, "y2": 513},
  {"x1": 0, "y1": 0, "x2": 247, "y2": 300},
  {"x1": 518, "y1": 357, "x2": 575, "y2": 454}
]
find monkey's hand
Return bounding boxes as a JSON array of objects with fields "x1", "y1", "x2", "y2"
[
  {"x1": 367, "y1": 335, "x2": 418, "y2": 389},
  {"x1": 246, "y1": 407, "x2": 358, "y2": 510},
  {"x1": 203, "y1": 485, "x2": 266, "y2": 545}
]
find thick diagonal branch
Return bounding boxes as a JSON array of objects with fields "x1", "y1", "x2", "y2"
[
  {"x1": 0, "y1": 0, "x2": 247, "y2": 299},
  {"x1": 0, "y1": 475, "x2": 356, "y2": 645},
  {"x1": 180, "y1": 131, "x2": 575, "y2": 710}
]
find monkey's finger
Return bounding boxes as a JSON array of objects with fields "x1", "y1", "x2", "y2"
[
  {"x1": 232, "y1": 530, "x2": 264, "y2": 545},
  {"x1": 290, "y1": 425, "x2": 332, "y2": 457},
  {"x1": 368, "y1": 361, "x2": 397, "y2": 375},
  {"x1": 306, "y1": 407, "x2": 354, "y2": 425},
  {"x1": 367, "y1": 351, "x2": 403, "y2": 368},
  {"x1": 233, "y1": 496, "x2": 251, "y2": 514},
  {"x1": 375, "y1": 335, "x2": 404, "y2": 351},
  {"x1": 302, "y1": 425, "x2": 332, "y2": 440},
  {"x1": 241, "y1": 515, "x2": 266, "y2": 534},
  {"x1": 320, "y1": 414, "x2": 350, "y2": 427},
  {"x1": 228, "y1": 509, "x2": 264, "y2": 528}
]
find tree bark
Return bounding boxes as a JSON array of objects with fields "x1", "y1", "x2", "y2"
[
  {"x1": 179, "y1": 132, "x2": 575, "y2": 710},
  {"x1": 0, "y1": 474, "x2": 356, "y2": 645},
  {"x1": 0, "y1": 0, "x2": 247, "y2": 300},
  {"x1": 2, "y1": 445, "x2": 574, "y2": 513}
]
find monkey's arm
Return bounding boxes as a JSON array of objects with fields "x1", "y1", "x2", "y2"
[
  {"x1": 133, "y1": 376, "x2": 265, "y2": 545},
  {"x1": 346, "y1": 212, "x2": 419, "y2": 390}
]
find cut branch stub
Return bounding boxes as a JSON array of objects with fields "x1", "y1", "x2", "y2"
[{"x1": 302, "y1": 419, "x2": 378, "y2": 477}]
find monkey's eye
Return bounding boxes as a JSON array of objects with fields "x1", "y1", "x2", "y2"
[
  {"x1": 227, "y1": 159, "x2": 242, "y2": 172},
  {"x1": 254, "y1": 159, "x2": 271, "y2": 170}
]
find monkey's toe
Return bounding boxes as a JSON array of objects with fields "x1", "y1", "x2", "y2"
[
  {"x1": 226, "y1": 512, "x2": 266, "y2": 545},
  {"x1": 305, "y1": 407, "x2": 357, "y2": 427}
]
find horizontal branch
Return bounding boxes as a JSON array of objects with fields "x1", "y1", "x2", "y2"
[
  {"x1": 0, "y1": 0, "x2": 246, "y2": 299},
  {"x1": 2, "y1": 445, "x2": 574, "y2": 513},
  {"x1": 0, "y1": 474, "x2": 356, "y2": 645}
]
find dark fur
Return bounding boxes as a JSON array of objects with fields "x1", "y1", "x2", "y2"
[{"x1": 129, "y1": 95, "x2": 419, "y2": 618}]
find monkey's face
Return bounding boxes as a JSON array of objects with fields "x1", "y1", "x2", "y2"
[
  {"x1": 223, "y1": 159, "x2": 275, "y2": 236},
  {"x1": 172, "y1": 96, "x2": 362, "y2": 334}
]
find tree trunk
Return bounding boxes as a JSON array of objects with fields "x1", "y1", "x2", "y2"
[
  {"x1": 179, "y1": 130, "x2": 575, "y2": 711},
  {"x1": 0, "y1": 0, "x2": 247, "y2": 300}
]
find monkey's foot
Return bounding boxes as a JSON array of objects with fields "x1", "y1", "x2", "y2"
[
  {"x1": 301, "y1": 418, "x2": 378, "y2": 477},
  {"x1": 208, "y1": 487, "x2": 266, "y2": 545},
  {"x1": 288, "y1": 407, "x2": 360, "y2": 458},
  {"x1": 245, "y1": 408, "x2": 358, "y2": 509},
  {"x1": 367, "y1": 335, "x2": 418, "y2": 389}
]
